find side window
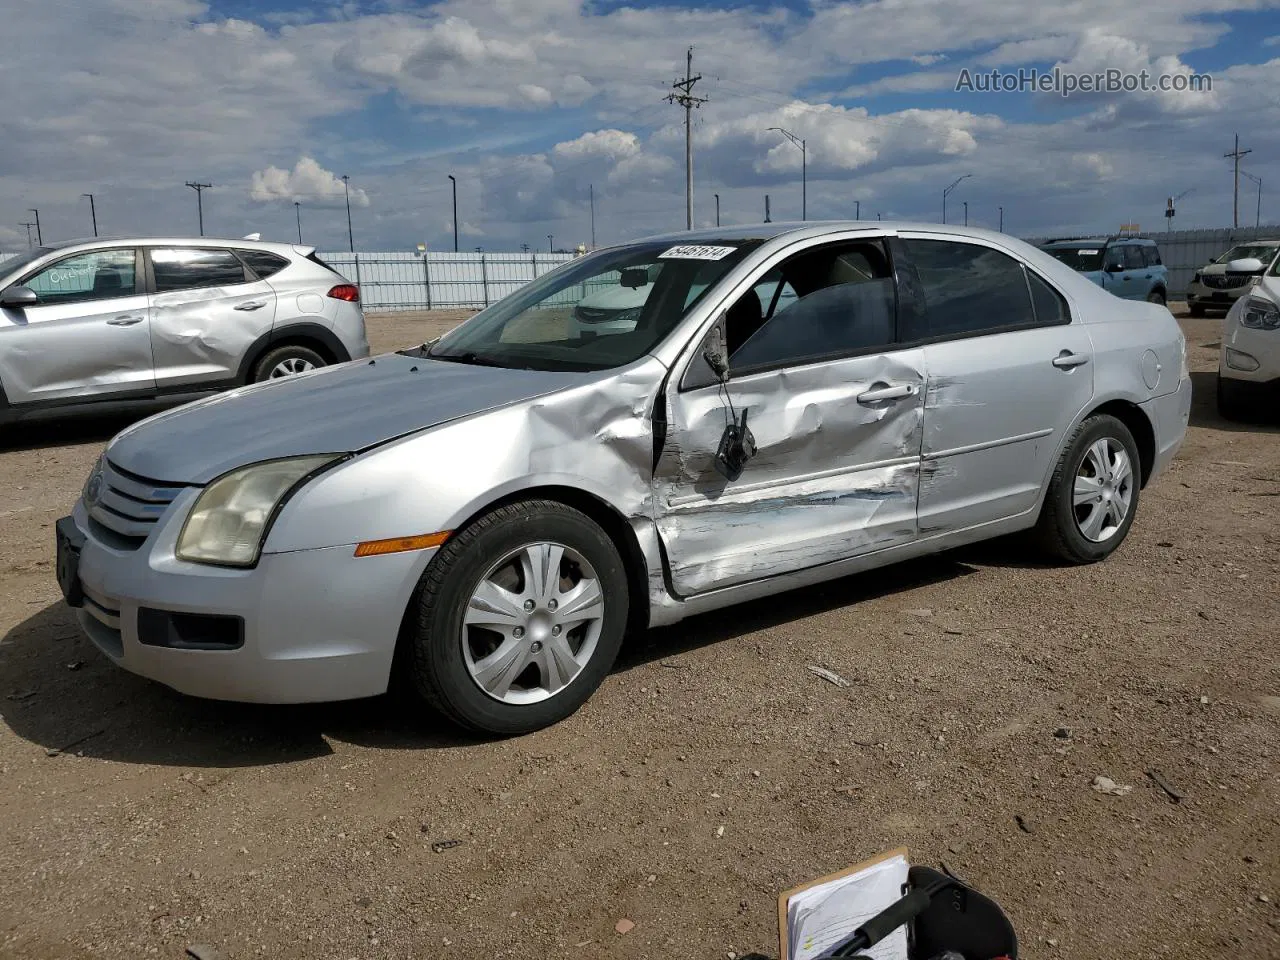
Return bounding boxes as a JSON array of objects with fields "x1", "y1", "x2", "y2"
[
  {"x1": 1026, "y1": 271, "x2": 1070, "y2": 325},
  {"x1": 238, "y1": 250, "x2": 289, "y2": 279},
  {"x1": 727, "y1": 240, "x2": 896, "y2": 369},
  {"x1": 1103, "y1": 246, "x2": 1125, "y2": 272},
  {"x1": 900, "y1": 239, "x2": 1035, "y2": 339},
  {"x1": 151, "y1": 248, "x2": 248, "y2": 293},
  {"x1": 1122, "y1": 246, "x2": 1145, "y2": 270},
  {"x1": 1142, "y1": 245, "x2": 1162, "y2": 267},
  {"x1": 22, "y1": 249, "x2": 137, "y2": 305}
]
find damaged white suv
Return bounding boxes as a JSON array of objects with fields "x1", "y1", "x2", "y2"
[{"x1": 56, "y1": 223, "x2": 1190, "y2": 736}]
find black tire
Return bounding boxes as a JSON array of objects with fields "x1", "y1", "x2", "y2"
[
  {"x1": 1036, "y1": 414, "x2": 1142, "y2": 565},
  {"x1": 1217, "y1": 374, "x2": 1249, "y2": 422},
  {"x1": 1147, "y1": 288, "x2": 1167, "y2": 306},
  {"x1": 404, "y1": 500, "x2": 629, "y2": 735},
  {"x1": 250, "y1": 344, "x2": 327, "y2": 383},
  {"x1": 1188, "y1": 303, "x2": 1207, "y2": 318}
]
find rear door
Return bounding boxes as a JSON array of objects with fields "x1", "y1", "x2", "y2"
[
  {"x1": 0, "y1": 247, "x2": 154, "y2": 404},
  {"x1": 146, "y1": 246, "x2": 278, "y2": 388},
  {"x1": 894, "y1": 233, "x2": 1095, "y2": 535}
]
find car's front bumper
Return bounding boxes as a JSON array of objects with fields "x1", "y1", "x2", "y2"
[
  {"x1": 59, "y1": 499, "x2": 432, "y2": 703},
  {"x1": 1140, "y1": 375, "x2": 1193, "y2": 482},
  {"x1": 1186, "y1": 282, "x2": 1250, "y2": 308},
  {"x1": 1220, "y1": 318, "x2": 1280, "y2": 384}
]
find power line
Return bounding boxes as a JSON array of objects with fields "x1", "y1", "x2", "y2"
[
  {"x1": 1224, "y1": 133, "x2": 1252, "y2": 229},
  {"x1": 667, "y1": 46, "x2": 707, "y2": 231}
]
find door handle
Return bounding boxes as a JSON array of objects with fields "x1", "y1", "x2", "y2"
[
  {"x1": 1052, "y1": 352, "x2": 1090, "y2": 370},
  {"x1": 234, "y1": 300, "x2": 267, "y2": 311},
  {"x1": 107, "y1": 315, "x2": 144, "y2": 326},
  {"x1": 856, "y1": 383, "x2": 917, "y2": 404}
]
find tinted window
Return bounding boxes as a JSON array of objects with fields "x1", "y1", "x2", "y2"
[
  {"x1": 1044, "y1": 246, "x2": 1103, "y2": 272},
  {"x1": 1103, "y1": 246, "x2": 1125, "y2": 271},
  {"x1": 238, "y1": 250, "x2": 289, "y2": 279},
  {"x1": 901, "y1": 239, "x2": 1034, "y2": 339},
  {"x1": 1027, "y1": 271, "x2": 1069, "y2": 325},
  {"x1": 1122, "y1": 245, "x2": 1145, "y2": 270},
  {"x1": 152, "y1": 248, "x2": 247, "y2": 293},
  {"x1": 1142, "y1": 245, "x2": 1162, "y2": 267},
  {"x1": 728, "y1": 241, "x2": 896, "y2": 369},
  {"x1": 23, "y1": 249, "x2": 136, "y2": 305}
]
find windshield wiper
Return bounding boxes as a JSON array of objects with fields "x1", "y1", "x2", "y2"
[{"x1": 425, "y1": 346, "x2": 510, "y2": 368}]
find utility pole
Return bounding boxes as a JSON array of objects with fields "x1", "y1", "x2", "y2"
[
  {"x1": 667, "y1": 46, "x2": 707, "y2": 231},
  {"x1": 589, "y1": 183, "x2": 596, "y2": 249},
  {"x1": 1224, "y1": 134, "x2": 1252, "y2": 229},
  {"x1": 27, "y1": 209, "x2": 42, "y2": 245},
  {"x1": 20, "y1": 222, "x2": 36, "y2": 247},
  {"x1": 942, "y1": 174, "x2": 971, "y2": 224},
  {"x1": 1242, "y1": 171, "x2": 1262, "y2": 229},
  {"x1": 714, "y1": 193, "x2": 720, "y2": 227},
  {"x1": 767, "y1": 127, "x2": 806, "y2": 220},
  {"x1": 447, "y1": 175, "x2": 458, "y2": 252},
  {"x1": 341, "y1": 174, "x2": 355, "y2": 252},
  {"x1": 82, "y1": 194, "x2": 98, "y2": 237},
  {"x1": 184, "y1": 183, "x2": 210, "y2": 236},
  {"x1": 294, "y1": 201, "x2": 303, "y2": 243},
  {"x1": 855, "y1": 200, "x2": 860, "y2": 220},
  {"x1": 963, "y1": 201, "x2": 968, "y2": 227},
  {"x1": 998, "y1": 205, "x2": 1004, "y2": 232},
  {"x1": 764, "y1": 195, "x2": 771, "y2": 223}
]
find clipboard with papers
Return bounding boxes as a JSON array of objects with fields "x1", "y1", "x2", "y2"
[{"x1": 778, "y1": 848, "x2": 911, "y2": 960}]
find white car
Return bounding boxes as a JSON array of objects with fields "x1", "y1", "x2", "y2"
[{"x1": 1218, "y1": 254, "x2": 1280, "y2": 420}]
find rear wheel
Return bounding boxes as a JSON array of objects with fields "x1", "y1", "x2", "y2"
[
  {"x1": 1036, "y1": 414, "x2": 1141, "y2": 564},
  {"x1": 404, "y1": 500, "x2": 629, "y2": 735},
  {"x1": 251, "y1": 344, "x2": 326, "y2": 383}
]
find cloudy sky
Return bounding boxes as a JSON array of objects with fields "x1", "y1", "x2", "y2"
[{"x1": 2, "y1": 0, "x2": 1279, "y2": 253}]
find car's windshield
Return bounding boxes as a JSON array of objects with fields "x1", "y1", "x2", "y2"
[
  {"x1": 1215, "y1": 244, "x2": 1280, "y2": 265},
  {"x1": 1043, "y1": 245, "x2": 1104, "y2": 272},
  {"x1": 0, "y1": 247, "x2": 54, "y2": 283},
  {"x1": 427, "y1": 240, "x2": 760, "y2": 372}
]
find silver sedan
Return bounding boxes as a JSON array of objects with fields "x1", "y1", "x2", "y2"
[{"x1": 55, "y1": 222, "x2": 1192, "y2": 735}]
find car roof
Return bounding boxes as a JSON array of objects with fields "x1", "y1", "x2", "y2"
[
  {"x1": 39, "y1": 236, "x2": 308, "y2": 255},
  {"x1": 631, "y1": 220, "x2": 1034, "y2": 247},
  {"x1": 1041, "y1": 237, "x2": 1155, "y2": 247}
]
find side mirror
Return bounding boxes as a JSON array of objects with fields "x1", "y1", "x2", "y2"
[
  {"x1": 0, "y1": 285, "x2": 38, "y2": 308},
  {"x1": 1226, "y1": 257, "x2": 1265, "y2": 274},
  {"x1": 702, "y1": 315, "x2": 730, "y2": 383}
]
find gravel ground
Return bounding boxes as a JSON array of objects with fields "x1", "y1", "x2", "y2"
[{"x1": 1, "y1": 307, "x2": 1277, "y2": 960}]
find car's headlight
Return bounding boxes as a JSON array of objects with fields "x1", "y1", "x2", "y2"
[
  {"x1": 176, "y1": 455, "x2": 343, "y2": 567},
  {"x1": 1240, "y1": 296, "x2": 1280, "y2": 330}
]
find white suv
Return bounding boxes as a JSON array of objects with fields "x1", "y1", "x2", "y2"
[
  {"x1": 0, "y1": 237, "x2": 369, "y2": 423},
  {"x1": 1218, "y1": 253, "x2": 1280, "y2": 420}
]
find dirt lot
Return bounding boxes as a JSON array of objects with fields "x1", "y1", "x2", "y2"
[{"x1": 1, "y1": 308, "x2": 1277, "y2": 960}]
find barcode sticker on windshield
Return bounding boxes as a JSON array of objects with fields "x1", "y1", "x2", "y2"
[{"x1": 659, "y1": 244, "x2": 737, "y2": 261}]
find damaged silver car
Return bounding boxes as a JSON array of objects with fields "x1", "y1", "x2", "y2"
[
  {"x1": 1, "y1": 237, "x2": 368, "y2": 423},
  {"x1": 55, "y1": 223, "x2": 1191, "y2": 735}
]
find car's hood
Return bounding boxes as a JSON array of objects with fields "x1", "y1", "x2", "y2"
[
  {"x1": 1199, "y1": 263, "x2": 1231, "y2": 276},
  {"x1": 106, "y1": 354, "x2": 589, "y2": 484}
]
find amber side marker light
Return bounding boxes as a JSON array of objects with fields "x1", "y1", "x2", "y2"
[{"x1": 354, "y1": 531, "x2": 451, "y2": 558}]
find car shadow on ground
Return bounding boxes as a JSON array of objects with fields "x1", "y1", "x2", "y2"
[
  {"x1": 1189, "y1": 370, "x2": 1280, "y2": 433},
  {"x1": 2, "y1": 554, "x2": 984, "y2": 767},
  {"x1": 0, "y1": 407, "x2": 165, "y2": 452}
]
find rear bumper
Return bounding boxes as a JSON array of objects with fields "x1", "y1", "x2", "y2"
[{"x1": 1140, "y1": 376, "x2": 1192, "y2": 483}]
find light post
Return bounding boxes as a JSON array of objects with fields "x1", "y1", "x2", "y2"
[
  {"x1": 28, "y1": 208, "x2": 42, "y2": 245},
  {"x1": 341, "y1": 175, "x2": 354, "y2": 252},
  {"x1": 963, "y1": 201, "x2": 968, "y2": 227},
  {"x1": 547, "y1": 234, "x2": 554, "y2": 253},
  {"x1": 82, "y1": 194, "x2": 98, "y2": 236},
  {"x1": 294, "y1": 201, "x2": 302, "y2": 243},
  {"x1": 998, "y1": 205, "x2": 1003, "y2": 232},
  {"x1": 714, "y1": 193, "x2": 720, "y2": 227},
  {"x1": 448, "y1": 175, "x2": 459, "y2": 252},
  {"x1": 942, "y1": 174, "x2": 972, "y2": 224},
  {"x1": 767, "y1": 126, "x2": 806, "y2": 220},
  {"x1": 855, "y1": 200, "x2": 860, "y2": 220}
]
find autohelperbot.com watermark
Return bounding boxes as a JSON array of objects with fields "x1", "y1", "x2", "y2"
[{"x1": 955, "y1": 67, "x2": 1213, "y2": 98}]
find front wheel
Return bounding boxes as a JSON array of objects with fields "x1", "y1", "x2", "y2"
[
  {"x1": 403, "y1": 500, "x2": 629, "y2": 735},
  {"x1": 1146, "y1": 289, "x2": 1167, "y2": 306},
  {"x1": 1036, "y1": 414, "x2": 1142, "y2": 564}
]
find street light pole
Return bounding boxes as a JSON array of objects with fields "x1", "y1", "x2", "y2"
[
  {"x1": 855, "y1": 200, "x2": 860, "y2": 220},
  {"x1": 295, "y1": 201, "x2": 302, "y2": 243},
  {"x1": 942, "y1": 174, "x2": 972, "y2": 224},
  {"x1": 998, "y1": 205, "x2": 1003, "y2": 232},
  {"x1": 27, "y1": 208, "x2": 42, "y2": 245},
  {"x1": 82, "y1": 194, "x2": 98, "y2": 237},
  {"x1": 547, "y1": 234, "x2": 554, "y2": 254},
  {"x1": 589, "y1": 183, "x2": 596, "y2": 249},
  {"x1": 341, "y1": 175, "x2": 354, "y2": 252},
  {"x1": 963, "y1": 201, "x2": 968, "y2": 227},
  {"x1": 767, "y1": 127, "x2": 806, "y2": 220},
  {"x1": 714, "y1": 193, "x2": 720, "y2": 227},
  {"x1": 448, "y1": 175, "x2": 458, "y2": 252}
]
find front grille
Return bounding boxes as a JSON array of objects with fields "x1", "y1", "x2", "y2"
[
  {"x1": 1202, "y1": 274, "x2": 1249, "y2": 290},
  {"x1": 87, "y1": 460, "x2": 186, "y2": 549}
]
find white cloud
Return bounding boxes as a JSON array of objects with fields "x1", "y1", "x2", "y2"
[
  {"x1": 250, "y1": 157, "x2": 370, "y2": 207},
  {"x1": 838, "y1": 70, "x2": 959, "y2": 99}
]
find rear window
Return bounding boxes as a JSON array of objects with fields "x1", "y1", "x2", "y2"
[
  {"x1": 238, "y1": 250, "x2": 289, "y2": 279},
  {"x1": 152, "y1": 248, "x2": 248, "y2": 292},
  {"x1": 1044, "y1": 246, "x2": 1103, "y2": 272}
]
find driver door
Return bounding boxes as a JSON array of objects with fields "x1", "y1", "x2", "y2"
[
  {"x1": 0, "y1": 247, "x2": 154, "y2": 405},
  {"x1": 651, "y1": 237, "x2": 925, "y2": 597}
]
